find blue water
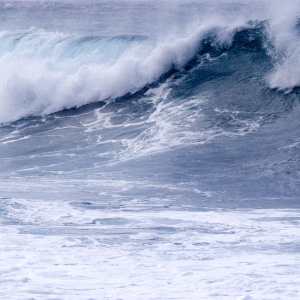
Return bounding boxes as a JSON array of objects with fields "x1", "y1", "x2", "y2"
[{"x1": 0, "y1": 1, "x2": 300, "y2": 299}]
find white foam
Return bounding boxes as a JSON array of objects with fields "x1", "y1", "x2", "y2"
[
  {"x1": 0, "y1": 180, "x2": 299, "y2": 299},
  {"x1": 81, "y1": 80, "x2": 262, "y2": 161},
  {"x1": 264, "y1": 1, "x2": 300, "y2": 91}
]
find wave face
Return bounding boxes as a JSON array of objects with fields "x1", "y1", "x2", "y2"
[{"x1": 1, "y1": 1, "x2": 300, "y2": 300}]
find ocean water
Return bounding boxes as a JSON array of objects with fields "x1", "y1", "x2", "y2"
[{"x1": 0, "y1": 0, "x2": 300, "y2": 299}]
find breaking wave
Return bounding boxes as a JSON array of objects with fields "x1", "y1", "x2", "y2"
[{"x1": 1, "y1": 6, "x2": 300, "y2": 124}]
